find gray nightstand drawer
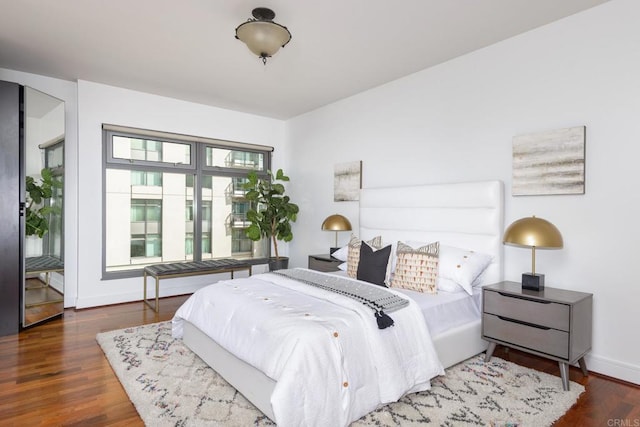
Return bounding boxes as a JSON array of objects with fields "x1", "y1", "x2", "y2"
[
  {"x1": 484, "y1": 290, "x2": 570, "y2": 331},
  {"x1": 483, "y1": 313, "x2": 569, "y2": 359}
]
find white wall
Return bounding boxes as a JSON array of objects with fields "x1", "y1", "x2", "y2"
[
  {"x1": 0, "y1": 68, "x2": 79, "y2": 308},
  {"x1": 286, "y1": 0, "x2": 640, "y2": 384},
  {"x1": 76, "y1": 80, "x2": 286, "y2": 308}
]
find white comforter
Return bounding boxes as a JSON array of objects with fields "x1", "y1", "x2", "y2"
[{"x1": 172, "y1": 269, "x2": 444, "y2": 427}]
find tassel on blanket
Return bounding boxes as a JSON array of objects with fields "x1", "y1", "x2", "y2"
[{"x1": 375, "y1": 311, "x2": 394, "y2": 329}]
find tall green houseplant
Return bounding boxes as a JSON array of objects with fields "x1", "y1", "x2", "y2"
[
  {"x1": 26, "y1": 168, "x2": 62, "y2": 238},
  {"x1": 243, "y1": 169, "x2": 299, "y2": 263}
]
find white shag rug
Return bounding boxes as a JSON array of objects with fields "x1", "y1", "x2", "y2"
[{"x1": 97, "y1": 321, "x2": 584, "y2": 426}]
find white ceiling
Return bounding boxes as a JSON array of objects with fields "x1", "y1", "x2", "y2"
[{"x1": 0, "y1": 0, "x2": 608, "y2": 120}]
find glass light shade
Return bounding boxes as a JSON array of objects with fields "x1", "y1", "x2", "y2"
[
  {"x1": 236, "y1": 21, "x2": 291, "y2": 59},
  {"x1": 503, "y1": 216, "x2": 563, "y2": 249}
]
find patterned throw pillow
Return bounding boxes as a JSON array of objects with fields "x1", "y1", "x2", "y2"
[
  {"x1": 347, "y1": 234, "x2": 383, "y2": 278},
  {"x1": 391, "y1": 241, "x2": 440, "y2": 294}
]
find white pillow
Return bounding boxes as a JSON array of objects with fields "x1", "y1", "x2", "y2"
[
  {"x1": 437, "y1": 277, "x2": 467, "y2": 293},
  {"x1": 437, "y1": 244, "x2": 493, "y2": 295},
  {"x1": 338, "y1": 262, "x2": 347, "y2": 271},
  {"x1": 405, "y1": 241, "x2": 492, "y2": 295},
  {"x1": 331, "y1": 245, "x2": 348, "y2": 262}
]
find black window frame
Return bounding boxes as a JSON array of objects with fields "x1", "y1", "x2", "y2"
[{"x1": 102, "y1": 126, "x2": 272, "y2": 280}]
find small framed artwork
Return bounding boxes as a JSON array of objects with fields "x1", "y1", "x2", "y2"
[
  {"x1": 512, "y1": 126, "x2": 585, "y2": 196},
  {"x1": 334, "y1": 161, "x2": 362, "y2": 201}
]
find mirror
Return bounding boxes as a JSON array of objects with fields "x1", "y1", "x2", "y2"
[{"x1": 23, "y1": 87, "x2": 65, "y2": 327}]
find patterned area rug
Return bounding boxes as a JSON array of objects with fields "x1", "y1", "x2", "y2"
[{"x1": 96, "y1": 321, "x2": 584, "y2": 426}]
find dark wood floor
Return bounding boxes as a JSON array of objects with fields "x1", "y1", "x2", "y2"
[{"x1": 0, "y1": 295, "x2": 638, "y2": 426}]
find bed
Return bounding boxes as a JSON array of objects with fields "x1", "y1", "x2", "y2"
[{"x1": 172, "y1": 180, "x2": 504, "y2": 425}]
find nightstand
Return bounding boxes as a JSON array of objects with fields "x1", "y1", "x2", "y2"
[
  {"x1": 482, "y1": 281, "x2": 592, "y2": 390},
  {"x1": 308, "y1": 254, "x2": 342, "y2": 272}
]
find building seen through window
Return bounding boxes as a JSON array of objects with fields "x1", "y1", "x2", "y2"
[{"x1": 103, "y1": 128, "x2": 270, "y2": 276}]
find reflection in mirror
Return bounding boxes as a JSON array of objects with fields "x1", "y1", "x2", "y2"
[{"x1": 23, "y1": 87, "x2": 65, "y2": 327}]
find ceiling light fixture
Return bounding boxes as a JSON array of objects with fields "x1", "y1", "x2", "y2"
[{"x1": 235, "y1": 7, "x2": 292, "y2": 65}]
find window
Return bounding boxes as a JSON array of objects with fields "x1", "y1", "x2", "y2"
[
  {"x1": 112, "y1": 136, "x2": 190, "y2": 165},
  {"x1": 132, "y1": 171, "x2": 162, "y2": 186},
  {"x1": 205, "y1": 147, "x2": 264, "y2": 170},
  {"x1": 103, "y1": 125, "x2": 272, "y2": 277},
  {"x1": 43, "y1": 141, "x2": 64, "y2": 259},
  {"x1": 129, "y1": 198, "x2": 162, "y2": 262}
]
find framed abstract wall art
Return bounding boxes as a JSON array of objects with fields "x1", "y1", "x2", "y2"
[
  {"x1": 334, "y1": 161, "x2": 362, "y2": 201},
  {"x1": 512, "y1": 126, "x2": 585, "y2": 196}
]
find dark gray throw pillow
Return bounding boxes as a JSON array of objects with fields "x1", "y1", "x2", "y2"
[{"x1": 357, "y1": 242, "x2": 391, "y2": 286}]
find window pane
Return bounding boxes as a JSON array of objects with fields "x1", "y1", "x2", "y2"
[
  {"x1": 45, "y1": 175, "x2": 64, "y2": 258},
  {"x1": 205, "y1": 147, "x2": 263, "y2": 171},
  {"x1": 112, "y1": 135, "x2": 191, "y2": 166},
  {"x1": 202, "y1": 233, "x2": 211, "y2": 254},
  {"x1": 147, "y1": 172, "x2": 162, "y2": 186},
  {"x1": 130, "y1": 202, "x2": 145, "y2": 221},
  {"x1": 200, "y1": 176, "x2": 267, "y2": 260},
  {"x1": 131, "y1": 237, "x2": 145, "y2": 258},
  {"x1": 106, "y1": 170, "x2": 193, "y2": 271},
  {"x1": 185, "y1": 201, "x2": 193, "y2": 221},
  {"x1": 146, "y1": 234, "x2": 162, "y2": 257},
  {"x1": 45, "y1": 144, "x2": 64, "y2": 169},
  {"x1": 147, "y1": 202, "x2": 161, "y2": 221},
  {"x1": 131, "y1": 171, "x2": 143, "y2": 186},
  {"x1": 185, "y1": 232, "x2": 194, "y2": 256}
]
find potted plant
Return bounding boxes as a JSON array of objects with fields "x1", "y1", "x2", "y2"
[
  {"x1": 26, "y1": 168, "x2": 62, "y2": 238},
  {"x1": 243, "y1": 169, "x2": 299, "y2": 270}
]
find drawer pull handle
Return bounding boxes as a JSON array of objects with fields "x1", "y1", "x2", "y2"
[
  {"x1": 497, "y1": 315, "x2": 551, "y2": 330},
  {"x1": 498, "y1": 292, "x2": 551, "y2": 304}
]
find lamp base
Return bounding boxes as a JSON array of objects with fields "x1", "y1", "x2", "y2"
[
  {"x1": 329, "y1": 247, "x2": 340, "y2": 256},
  {"x1": 522, "y1": 273, "x2": 545, "y2": 291}
]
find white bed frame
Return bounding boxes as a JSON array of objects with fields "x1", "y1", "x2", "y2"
[{"x1": 182, "y1": 180, "x2": 504, "y2": 421}]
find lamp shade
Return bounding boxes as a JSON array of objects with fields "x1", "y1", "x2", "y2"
[
  {"x1": 503, "y1": 216, "x2": 563, "y2": 249},
  {"x1": 321, "y1": 214, "x2": 352, "y2": 232},
  {"x1": 322, "y1": 214, "x2": 352, "y2": 254},
  {"x1": 235, "y1": 8, "x2": 291, "y2": 64}
]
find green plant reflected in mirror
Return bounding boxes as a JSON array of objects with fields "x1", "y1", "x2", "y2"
[{"x1": 25, "y1": 168, "x2": 63, "y2": 238}]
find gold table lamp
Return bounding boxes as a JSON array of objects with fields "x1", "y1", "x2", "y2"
[
  {"x1": 321, "y1": 214, "x2": 352, "y2": 255},
  {"x1": 503, "y1": 215, "x2": 563, "y2": 291}
]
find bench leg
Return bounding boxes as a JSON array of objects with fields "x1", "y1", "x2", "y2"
[
  {"x1": 154, "y1": 276, "x2": 159, "y2": 312},
  {"x1": 143, "y1": 271, "x2": 160, "y2": 313}
]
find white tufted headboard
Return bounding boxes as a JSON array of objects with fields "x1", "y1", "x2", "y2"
[{"x1": 359, "y1": 180, "x2": 504, "y2": 285}]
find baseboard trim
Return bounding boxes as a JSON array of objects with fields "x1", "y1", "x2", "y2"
[
  {"x1": 585, "y1": 353, "x2": 640, "y2": 386},
  {"x1": 75, "y1": 282, "x2": 208, "y2": 309}
]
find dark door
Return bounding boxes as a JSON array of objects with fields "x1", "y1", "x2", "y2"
[{"x1": 0, "y1": 80, "x2": 22, "y2": 336}]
